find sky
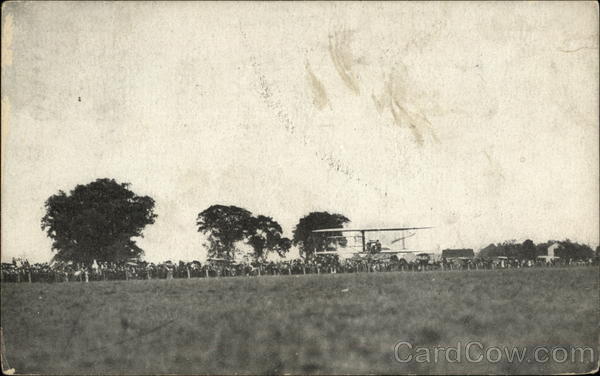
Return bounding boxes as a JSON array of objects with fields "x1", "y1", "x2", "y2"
[{"x1": 1, "y1": 2, "x2": 598, "y2": 263}]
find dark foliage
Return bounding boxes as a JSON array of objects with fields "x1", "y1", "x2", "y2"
[
  {"x1": 41, "y1": 178, "x2": 156, "y2": 265},
  {"x1": 196, "y1": 205, "x2": 290, "y2": 261},
  {"x1": 292, "y1": 211, "x2": 350, "y2": 259},
  {"x1": 479, "y1": 239, "x2": 595, "y2": 261},
  {"x1": 246, "y1": 215, "x2": 291, "y2": 260},
  {"x1": 441, "y1": 249, "x2": 474, "y2": 258},
  {"x1": 537, "y1": 239, "x2": 595, "y2": 260}
]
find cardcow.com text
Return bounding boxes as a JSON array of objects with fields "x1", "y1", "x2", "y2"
[{"x1": 394, "y1": 341, "x2": 597, "y2": 365}]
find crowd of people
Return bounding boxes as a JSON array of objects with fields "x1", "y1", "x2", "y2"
[{"x1": 1, "y1": 254, "x2": 597, "y2": 283}]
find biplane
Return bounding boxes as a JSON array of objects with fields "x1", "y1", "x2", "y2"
[{"x1": 311, "y1": 226, "x2": 433, "y2": 257}]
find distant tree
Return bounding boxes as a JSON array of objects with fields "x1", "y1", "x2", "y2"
[
  {"x1": 246, "y1": 215, "x2": 291, "y2": 261},
  {"x1": 196, "y1": 205, "x2": 253, "y2": 260},
  {"x1": 523, "y1": 239, "x2": 594, "y2": 261},
  {"x1": 481, "y1": 239, "x2": 595, "y2": 261},
  {"x1": 553, "y1": 239, "x2": 595, "y2": 261},
  {"x1": 478, "y1": 243, "x2": 499, "y2": 258},
  {"x1": 522, "y1": 239, "x2": 536, "y2": 260},
  {"x1": 196, "y1": 205, "x2": 291, "y2": 261},
  {"x1": 292, "y1": 211, "x2": 350, "y2": 259},
  {"x1": 41, "y1": 178, "x2": 157, "y2": 265},
  {"x1": 478, "y1": 241, "x2": 517, "y2": 258},
  {"x1": 535, "y1": 241, "x2": 550, "y2": 258},
  {"x1": 502, "y1": 240, "x2": 524, "y2": 259}
]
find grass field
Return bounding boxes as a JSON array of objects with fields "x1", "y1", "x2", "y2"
[{"x1": 1, "y1": 267, "x2": 598, "y2": 374}]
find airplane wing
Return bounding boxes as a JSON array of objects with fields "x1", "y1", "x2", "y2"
[
  {"x1": 379, "y1": 250, "x2": 419, "y2": 254},
  {"x1": 315, "y1": 250, "x2": 358, "y2": 255},
  {"x1": 312, "y1": 226, "x2": 432, "y2": 233}
]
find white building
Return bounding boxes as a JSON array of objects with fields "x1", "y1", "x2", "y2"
[{"x1": 537, "y1": 243, "x2": 561, "y2": 262}]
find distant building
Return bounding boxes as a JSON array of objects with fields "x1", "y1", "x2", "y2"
[
  {"x1": 537, "y1": 243, "x2": 561, "y2": 262},
  {"x1": 441, "y1": 248, "x2": 475, "y2": 259},
  {"x1": 547, "y1": 243, "x2": 560, "y2": 258}
]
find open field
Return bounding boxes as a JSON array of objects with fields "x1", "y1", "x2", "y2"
[{"x1": 2, "y1": 267, "x2": 599, "y2": 374}]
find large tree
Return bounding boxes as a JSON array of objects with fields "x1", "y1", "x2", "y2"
[
  {"x1": 196, "y1": 205, "x2": 253, "y2": 260},
  {"x1": 41, "y1": 178, "x2": 157, "y2": 265},
  {"x1": 292, "y1": 211, "x2": 350, "y2": 259},
  {"x1": 196, "y1": 205, "x2": 290, "y2": 261},
  {"x1": 246, "y1": 215, "x2": 291, "y2": 261}
]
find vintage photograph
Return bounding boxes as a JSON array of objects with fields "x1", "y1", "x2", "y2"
[{"x1": 1, "y1": 1, "x2": 598, "y2": 374}]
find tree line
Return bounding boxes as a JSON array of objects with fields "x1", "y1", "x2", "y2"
[
  {"x1": 478, "y1": 239, "x2": 596, "y2": 260},
  {"x1": 41, "y1": 178, "x2": 599, "y2": 266},
  {"x1": 42, "y1": 178, "x2": 349, "y2": 266}
]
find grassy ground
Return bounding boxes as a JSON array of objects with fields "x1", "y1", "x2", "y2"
[{"x1": 1, "y1": 267, "x2": 598, "y2": 374}]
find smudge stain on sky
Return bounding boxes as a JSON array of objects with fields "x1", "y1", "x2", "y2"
[
  {"x1": 239, "y1": 27, "x2": 387, "y2": 198},
  {"x1": 325, "y1": 28, "x2": 439, "y2": 146},
  {"x1": 372, "y1": 71, "x2": 439, "y2": 146},
  {"x1": 305, "y1": 62, "x2": 329, "y2": 111},
  {"x1": 328, "y1": 29, "x2": 362, "y2": 95}
]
